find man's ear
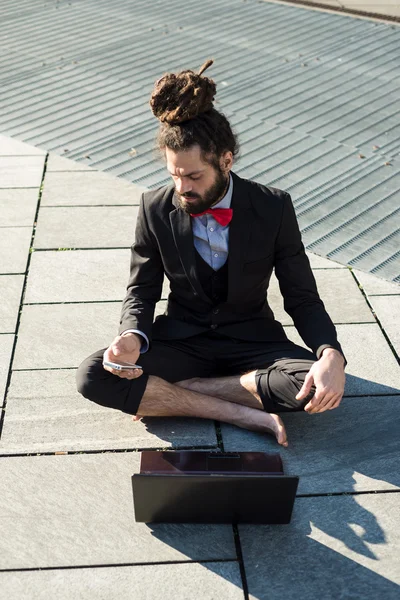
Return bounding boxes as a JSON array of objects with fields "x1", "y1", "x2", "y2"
[{"x1": 219, "y1": 151, "x2": 233, "y2": 173}]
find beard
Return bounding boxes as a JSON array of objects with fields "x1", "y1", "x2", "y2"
[{"x1": 177, "y1": 169, "x2": 229, "y2": 215}]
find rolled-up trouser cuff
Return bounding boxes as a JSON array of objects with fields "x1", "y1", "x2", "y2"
[
  {"x1": 124, "y1": 372, "x2": 149, "y2": 415},
  {"x1": 255, "y1": 358, "x2": 316, "y2": 413}
]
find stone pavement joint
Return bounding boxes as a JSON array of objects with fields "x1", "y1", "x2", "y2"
[{"x1": 351, "y1": 269, "x2": 400, "y2": 363}]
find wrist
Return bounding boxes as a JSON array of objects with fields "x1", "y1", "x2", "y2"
[
  {"x1": 121, "y1": 332, "x2": 141, "y2": 347},
  {"x1": 320, "y1": 347, "x2": 345, "y2": 366}
]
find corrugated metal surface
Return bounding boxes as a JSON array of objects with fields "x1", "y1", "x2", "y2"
[{"x1": 0, "y1": 0, "x2": 399, "y2": 281}]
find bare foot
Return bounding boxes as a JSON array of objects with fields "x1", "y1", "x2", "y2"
[
  {"x1": 177, "y1": 378, "x2": 287, "y2": 446},
  {"x1": 243, "y1": 410, "x2": 288, "y2": 447},
  {"x1": 131, "y1": 415, "x2": 142, "y2": 422},
  {"x1": 264, "y1": 413, "x2": 288, "y2": 447}
]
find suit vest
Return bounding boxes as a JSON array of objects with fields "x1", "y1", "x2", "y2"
[{"x1": 194, "y1": 250, "x2": 228, "y2": 305}]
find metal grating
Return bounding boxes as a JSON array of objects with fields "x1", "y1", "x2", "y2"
[{"x1": 0, "y1": 0, "x2": 399, "y2": 282}]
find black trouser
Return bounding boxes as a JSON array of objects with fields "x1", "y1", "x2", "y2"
[{"x1": 76, "y1": 331, "x2": 317, "y2": 415}]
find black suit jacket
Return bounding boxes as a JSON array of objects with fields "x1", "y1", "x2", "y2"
[{"x1": 119, "y1": 171, "x2": 343, "y2": 359}]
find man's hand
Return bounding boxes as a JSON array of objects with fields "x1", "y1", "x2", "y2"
[
  {"x1": 103, "y1": 333, "x2": 143, "y2": 380},
  {"x1": 295, "y1": 348, "x2": 345, "y2": 414}
]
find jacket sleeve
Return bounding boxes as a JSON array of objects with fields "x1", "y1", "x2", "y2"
[
  {"x1": 274, "y1": 192, "x2": 346, "y2": 363},
  {"x1": 119, "y1": 193, "x2": 164, "y2": 346}
]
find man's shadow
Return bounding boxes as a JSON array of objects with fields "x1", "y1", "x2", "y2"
[{"x1": 134, "y1": 373, "x2": 399, "y2": 598}]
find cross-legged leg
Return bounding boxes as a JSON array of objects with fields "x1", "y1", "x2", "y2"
[
  {"x1": 136, "y1": 376, "x2": 288, "y2": 445},
  {"x1": 175, "y1": 372, "x2": 263, "y2": 409},
  {"x1": 76, "y1": 337, "x2": 288, "y2": 445},
  {"x1": 175, "y1": 341, "x2": 318, "y2": 414}
]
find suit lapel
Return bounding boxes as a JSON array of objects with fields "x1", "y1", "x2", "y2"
[
  {"x1": 170, "y1": 193, "x2": 212, "y2": 304},
  {"x1": 227, "y1": 172, "x2": 252, "y2": 304}
]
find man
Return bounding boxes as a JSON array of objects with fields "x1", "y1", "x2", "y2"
[{"x1": 77, "y1": 60, "x2": 346, "y2": 447}]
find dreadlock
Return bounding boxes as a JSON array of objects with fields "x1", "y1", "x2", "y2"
[{"x1": 149, "y1": 59, "x2": 239, "y2": 167}]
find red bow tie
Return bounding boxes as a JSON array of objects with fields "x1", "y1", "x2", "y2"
[{"x1": 190, "y1": 208, "x2": 233, "y2": 226}]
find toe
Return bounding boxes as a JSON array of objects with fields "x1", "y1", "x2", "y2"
[{"x1": 273, "y1": 415, "x2": 288, "y2": 447}]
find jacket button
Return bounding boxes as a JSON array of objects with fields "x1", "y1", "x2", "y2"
[{"x1": 210, "y1": 324, "x2": 218, "y2": 329}]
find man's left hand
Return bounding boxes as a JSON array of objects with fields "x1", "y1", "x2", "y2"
[{"x1": 295, "y1": 348, "x2": 345, "y2": 414}]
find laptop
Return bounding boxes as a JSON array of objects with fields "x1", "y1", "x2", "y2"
[{"x1": 132, "y1": 450, "x2": 298, "y2": 524}]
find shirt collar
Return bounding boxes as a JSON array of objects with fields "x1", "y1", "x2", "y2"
[{"x1": 212, "y1": 172, "x2": 233, "y2": 209}]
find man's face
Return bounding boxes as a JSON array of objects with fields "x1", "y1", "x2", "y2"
[{"x1": 166, "y1": 145, "x2": 232, "y2": 215}]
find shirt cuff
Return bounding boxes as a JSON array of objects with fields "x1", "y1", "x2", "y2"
[{"x1": 120, "y1": 329, "x2": 149, "y2": 353}]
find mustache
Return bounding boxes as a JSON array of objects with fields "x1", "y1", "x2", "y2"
[{"x1": 180, "y1": 193, "x2": 200, "y2": 199}]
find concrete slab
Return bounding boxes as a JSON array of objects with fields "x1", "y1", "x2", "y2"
[
  {"x1": 155, "y1": 299, "x2": 168, "y2": 317},
  {"x1": 14, "y1": 300, "x2": 169, "y2": 370},
  {"x1": 0, "y1": 562, "x2": 243, "y2": 600},
  {"x1": 221, "y1": 395, "x2": 400, "y2": 494},
  {"x1": 33, "y1": 206, "x2": 139, "y2": 249},
  {"x1": 278, "y1": 0, "x2": 400, "y2": 19},
  {"x1": 0, "y1": 369, "x2": 218, "y2": 453},
  {"x1": 269, "y1": 269, "x2": 374, "y2": 325},
  {"x1": 368, "y1": 295, "x2": 400, "y2": 357},
  {"x1": 0, "y1": 228, "x2": 31, "y2": 274},
  {"x1": 240, "y1": 494, "x2": 400, "y2": 600},
  {"x1": 41, "y1": 171, "x2": 146, "y2": 206},
  {"x1": 13, "y1": 302, "x2": 122, "y2": 370},
  {"x1": 0, "y1": 135, "x2": 46, "y2": 157},
  {"x1": 46, "y1": 153, "x2": 94, "y2": 172},
  {"x1": 0, "y1": 453, "x2": 236, "y2": 569},
  {"x1": 0, "y1": 275, "x2": 23, "y2": 332},
  {"x1": 24, "y1": 249, "x2": 170, "y2": 303},
  {"x1": 0, "y1": 334, "x2": 14, "y2": 407},
  {"x1": 0, "y1": 156, "x2": 45, "y2": 188},
  {"x1": 353, "y1": 269, "x2": 400, "y2": 296},
  {"x1": 307, "y1": 252, "x2": 346, "y2": 269},
  {"x1": 340, "y1": 1, "x2": 400, "y2": 18},
  {"x1": 0, "y1": 189, "x2": 38, "y2": 226},
  {"x1": 24, "y1": 249, "x2": 131, "y2": 303},
  {"x1": 285, "y1": 323, "x2": 400, "y2": 395}
]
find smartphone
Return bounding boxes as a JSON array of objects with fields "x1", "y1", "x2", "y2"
[{"x1": 103, "y1": 360, "x2": 143, "y2": 371}]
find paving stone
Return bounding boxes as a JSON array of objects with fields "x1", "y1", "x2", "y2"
[
  {"x1": 0, "y1": 334, "x2": 13, "y2": 407},
  {"x1": 0, "y1": 275, "x2": 23, "y2": 332},
  {"x1": 0, "y1": 135, "x2": 46, "y2": 156},
  {"x1": 221, "y1": 396, "x2": 400, "y2": 495},
  {"x1": 25, "y1": 249, "x2": 131, "y2": 303},
  {"x1": 34, "y1": 206, "x2": 139, "y2": 248},
  {"x1": 342, "y1": 2, "x2": 400, "y2": 18},
  {"x1": 0, "y1": 562, "x2": 243, "y2": 600},
  {"x1": 368, "y1": 295, "x2": 400, "y2": 357},
  {"x1": 240, "y1": 494, "x2": 400, "y2": 600},
  {"x1": 0, "y1": 453, "x2": 236, "y2": 569},
  {"x1": 268, "y1": 269, "x2": 374, "y2": 325},
  {"x1": 285, "y1": 323, "x2": 400, "y2": 395},
  {"x1": 353, "y1": 269, "x2": 400, "y2": 296},
  {"x1": 0, "y1": 227, "x2": 31, "y2": 273},
  {"x1": 0, "y1": 369, "x2": 218, "y2": 453},
  {"x1": 46, "y1": 153, "x2": 94, "y2": 171},
  {"x1": 41, "y1": 170, "x2": 146, "y2": 206},
  {"x1": 12, "y1": 302, "x2": 165, "y2": 370},
  {"x1": 13, "y1": 302, "x2": 122, "y2": 370},
  {"x1": 24, "y1": 250, "x2": 170, "y2": 303},
  {"x1": 0, "y1": 156, "x2": 45, "y2": 188},
  {"x1": 0, "y1": 189, "x2": 38, "y2": 226},
  {"x1": 307, "y1": 252, "x2": 346, "y2": 269}
]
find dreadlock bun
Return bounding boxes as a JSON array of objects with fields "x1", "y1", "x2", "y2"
[{"x1": 150, "y1": 59, "x2": 216, "y2": 124}]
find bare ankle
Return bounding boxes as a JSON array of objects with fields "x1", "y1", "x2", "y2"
[{"x1": 240, "y1": 371, "x2": 260, "y2": 398}]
